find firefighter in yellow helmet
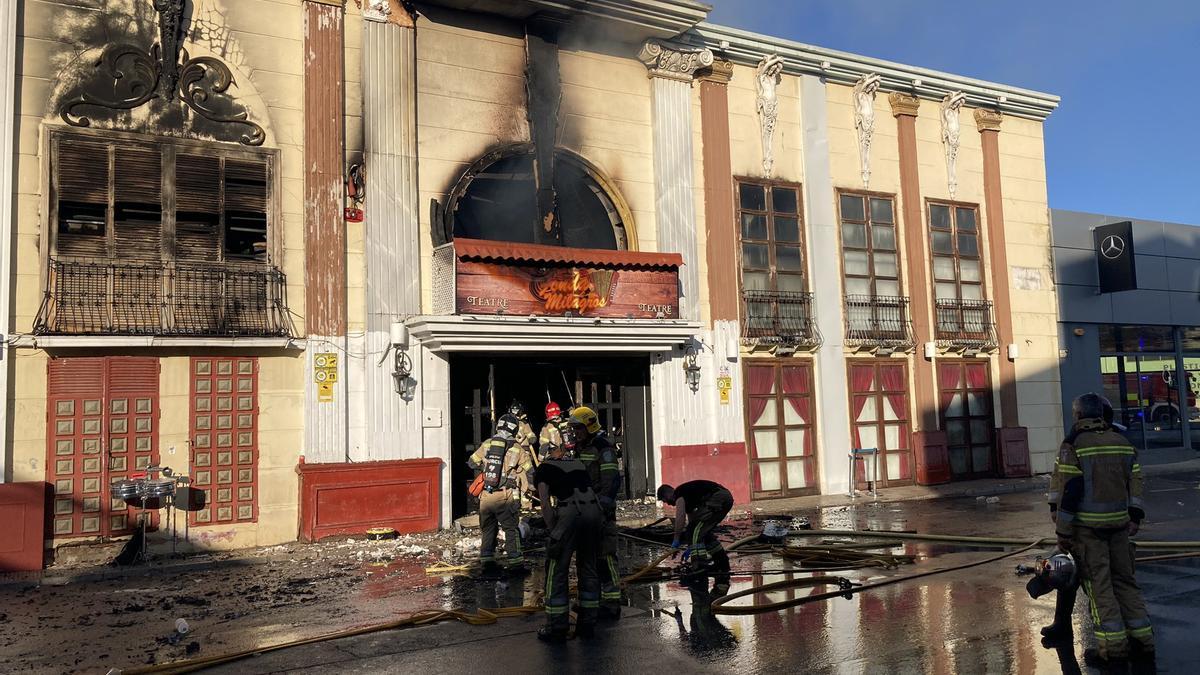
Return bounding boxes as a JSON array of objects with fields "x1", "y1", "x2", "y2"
[{"x1": 568, "y1": 406, "x2": 622, "y2": 619}]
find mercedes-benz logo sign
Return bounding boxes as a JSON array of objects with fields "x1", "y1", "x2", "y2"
[{"x1": 1100, "y1": 235, "x2": 1126, "y2": 260}]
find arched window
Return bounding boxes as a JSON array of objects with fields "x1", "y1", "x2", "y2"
[{"x1": 445, "y1": 145, "x2": 631, "y2": 250}]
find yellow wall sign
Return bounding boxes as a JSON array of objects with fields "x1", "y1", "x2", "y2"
[
  {"x1": 314, "y1": 353, "x2": 338, "y2": 403},
  {"x1": 716, "y1": 376, "x2": 732, "y2": 405}
]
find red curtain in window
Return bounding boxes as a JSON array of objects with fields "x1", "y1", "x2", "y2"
[
  {"x1": 938, "y1": 363, "x2": 962, "y2": 409},
  {"x1": 747, "y1": 366, "x2": 775, "y2": 426},
  {"x1": 848, "y1": 365, "x2": 876, "y2": 447},
  {"x1": 965, "y1": 362, "x2": 989, "y2": 389},
  {"x1": 879, "y1": 364, "x2": 911, "y2": 478},
  {"x1": 781, "y1": 365, "x2": 811, "y2": 421}
]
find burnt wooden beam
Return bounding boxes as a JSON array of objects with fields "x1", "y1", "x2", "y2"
[{"x1": 524, "y1": 16, "x2": 564, "y2": 246}]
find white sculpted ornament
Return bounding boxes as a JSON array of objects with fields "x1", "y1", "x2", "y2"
[
  {"x1": 756, "y1": 55, "x2": 784, "y2": 175},
  {"x1": 940, "y1": 91, "x2": 967, "y2": 197},
  {"x1": 853, "y1": 74, "x2": 881, "y2": 188}
]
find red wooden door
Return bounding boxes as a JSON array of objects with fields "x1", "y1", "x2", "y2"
[
  {"x1": 190, "y1": 357, "x2": 259, "y2": 525},
  {"x1": 848, "y1": 361, "x2": 914, "y2": 487},
  {"x1": 47, "y1": 357, "x2": 159, "y2": 538},
  {"x1": 938, "y1": 360, "x2": 995, "y2": 478}
]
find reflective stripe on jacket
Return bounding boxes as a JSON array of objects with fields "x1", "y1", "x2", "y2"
[{"x1": 1051, "y1": 418, "x2": 1143, "y2": 536}]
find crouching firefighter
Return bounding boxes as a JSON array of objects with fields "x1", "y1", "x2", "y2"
[
  {"x1": 569, "y1": 406, "x2": 622, "y2": 619},
  {"x1": 1051, "y1": 392, "x2": 1153, "y2": 663},
  {"x1": 534, "y1": 426, "x2": 604, "y2": 642},
  {"x1": 468, "y1": 414, "x2": 535, "y2": 576},
  {"x1": 658, "y1": 480, "x2": 734, "y2": 595}
]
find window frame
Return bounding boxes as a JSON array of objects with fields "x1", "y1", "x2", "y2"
[
  {"x1": 743, "y1": 358, "x2": 820, "y2": 499},
  {"x1": 846, "y1": 359, "x2": 915, "y2": 488},
  {"x1": 926, "y1": 199, "x2": 985, "y2": 304},
  {"x1": 45, "y1": 127, "x2": 280, "y2": 275},
  {"x1": 836, "y1": 190, "x2": 902, "y2": 298},
  {"x1": 734, "y1": 177, "x2": 807, "y2": 296}
]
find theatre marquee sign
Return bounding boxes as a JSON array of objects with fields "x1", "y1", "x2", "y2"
[{"x1": 449, "y1": 239, "x2": 681, "y2": 319}]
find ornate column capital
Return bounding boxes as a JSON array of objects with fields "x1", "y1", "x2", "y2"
[
  {"x1": 362, "y1": 0, "x2": 416, "y2": 26},
  {"x1": 697, "y1": 59, "x2": 734, "y2": 85},
  {"x1": 888, "y1": 92, "x2": 920, "y2": 118},
  {"x1": 974, "y1": 108, "x2": 1003, "y2": 132},
  {"x1": 638, "y1": 40, "x2": 714, "y2": 82}
]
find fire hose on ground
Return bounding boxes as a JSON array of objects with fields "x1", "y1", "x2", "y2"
[{"x1": 118, "y1": 527, "x2": 1200, "y2": 674}]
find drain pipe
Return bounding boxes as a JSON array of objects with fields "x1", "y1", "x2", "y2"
[{"x1": 0, "y1": 0, "x2": 18, "y2": 483}]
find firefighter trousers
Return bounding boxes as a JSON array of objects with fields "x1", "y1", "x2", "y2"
[
  {"x1": 598, "y1": 510, "x2": 622, "y2": 611},
  {"x1": 684, "y1": 489, "x2": 734, "y2": 584},
  {"x1": 544, "y1": 496, "x2": 603, "y2": 634},
  {"x1": 479, "y1": 488, "x2": 523, "y2": 566},
  {"x1": 1073, "y1": 525, "x2": 1153, "y2": 657}
]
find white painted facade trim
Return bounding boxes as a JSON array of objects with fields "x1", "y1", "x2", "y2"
[
  {"x1": 12, "y1": 336, "x2": 306, "y2": 350},
  {"x1": 692, "y1": 23, "x2": 1059, "y2": 121},
  {"x1": 408, "y1": 316, "x2": 700, "y2": 352},
  {"x1": 0, "y1": 0, "x2": 14, "y2": 482}
]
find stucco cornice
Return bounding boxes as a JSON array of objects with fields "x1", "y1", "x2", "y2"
[
  {"x1": 420, "y1": 0, "x2": 711, "y2": 40},
  {"x1": 689, "y1": 22, "x2": 1059, "y2": 121}
]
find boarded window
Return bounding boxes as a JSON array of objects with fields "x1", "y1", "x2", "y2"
[{"x1": 52, "y1": 131, "x2": 273, "y2": 264}]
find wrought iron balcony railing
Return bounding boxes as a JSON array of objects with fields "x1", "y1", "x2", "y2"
[
  {"x1": 34, "y1": 258, "x2": 294, "y2": 338},
  {"x1": 934, "y1": 298, "x2": 998, "y2": 350},
  {"x1": 741, "y1": 290, "x2": 822, "y2": 347},
  {"x1": 844, "y1": 294, "x2": 915, "y2": 350}
]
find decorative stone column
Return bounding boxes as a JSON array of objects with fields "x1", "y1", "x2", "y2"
[
  {"x1": 0, "y1": 0, "x2": 15, "y2": 481},
  {"x1": 362, "y1": 1, "x2": 422, "y2": 460},
  {"x1": 638, "y1": 40, "x2": 711, "y2": 322},
  {"x1": 975, "y1": 108, "x2": 1020, "y2": 428}
]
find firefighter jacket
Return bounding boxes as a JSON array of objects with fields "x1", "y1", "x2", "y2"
[
  {"x1": 516, "y1": 419, "x2": 537, "y2": 452},
  {"x1": 1050, "y1": 418, "x2": 1144, "y2": 537},
  {"x1": 538, "y1": 418, "x2": 565, "y2": 454},
  {"x1": 577, "y1": 434, "x2": 620, "y2": 507},
  {"x1": 468, "y1": 435, "x2": 535, "y2": 492}
]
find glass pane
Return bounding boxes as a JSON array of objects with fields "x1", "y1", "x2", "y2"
[
  {"x1": 752, "y1": 399, "x2": 777, "y2": 427},
  {"x1": 946, "y1": 420, "x2": 967, "y2": 445},
  {"x1": 930, "y1": 204, "x2": 951, "y2": 230},
  {"x1": 876, "y1": 280, "x2": 899, "y2": 296},
  {"x1": 772, "y1": 188, "x2": 798, "y2": 214},
  {"x1": 967, "y1": 392, "x2": 990, "y2": 416},
  {"x1": 961, "y1": 284, "x2": 983, "y2": 300},
  {"x1": 856, "y1": 425, "x2": 879, "y2": 451},
  {"x1": 874, "y1": 253, "x2": 898, "y2": 278},
  {"x1": 775, "y1": 216, "x2": 800, "y2": 242},
  {"x1": 873, "y1": 225, "x2": 896, "y2": 251},
  {"x1": 946, "y1": 393, "x2": 965, "y2": 418},
  {"x1": 958, "y1": 233, "x2": 979, "y2": 257},
  {"x1": 777, "y1": 273, "x2": 806, "y2": 292},
  {"x1": 783, "y1": 398, "x2": 808, "y2": 425},
  {"x1": 842, "y1": 223, "x2": 867, "y2": 248},
  {"x1": 932, "y1": 231, "x2": 954, "y2": 253},
  {"x1": 776, "y1": 246, "x2": 803, "y2": 272},
  {"x1": 743, "y1": 271, "x2": 770, "y2": 291},
  {"x1": 933, "y1": 257, "x2": 956, "y2": 281},
  {"x1": 886, "y1": 453, "x2": 905, "y2": 481},
  {"x1": 753, "y1": 430, "x2": 780, "y2": 458},
  {"x1": 882, "y1": 395, "x2": 900, "y2": 421},
  {"x1": 941, "y1": 366, "x2": 963, "y2": 389},
  {"x1": 743, "y1": 243, "x2": 769, "y2": 269},
  {"x1": 845, "y1": 277, "x2": 871, "y2": 295},
  {"x1": 742, "y1": 213, "x2": 768, "y2": 240},
  {"x1": 935, "y1": 282, "x2": 958, "y2": 299},
  {"x1": 787, "y1": 460, "x2": 809, "y2": 489},
  {"x1": 843, "y1": 250, "x2": 870, "y2": 276},
  {"x1": 956, "y1": 207, "x2": 976, "y2": 231},
  {"x1": 785, "y1": 429, "x2": 806, "y2": 457},
  {"x1": 870, "y1": 198, "x2": 894, "y2": 223},
  {"x1": 971, "y1": 419, "x2": 992, "y2": 443},
  {"x1": 740, "y1": 183, "x2": 766, "y2": 211},
  {"x1": 960, "y1": 259, "x2": 981, "y2": 283},
  {"x1": 755, "y1": 462, "x2": 781, "y2": 492},
  {"x1": 857, "y1": 396, "x2": 878, "y2": 422},
  {"x1": 884, "y1": 423, "x2": 901, "y2": 450},
  {"x1": 949, "y1": 447, "x2": 969, "y2": 475},
  {"x1": 840, "y1": 194, "x2": 865, "y2": 221},
  {"x1": 1109, "y1": 325, "x2": 1175, "y2": 353},
  {"x1": 971, "y1": 445, "x2": 992, "y2": 473}
]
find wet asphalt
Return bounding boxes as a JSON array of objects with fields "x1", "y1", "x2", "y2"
[{"x1": 3, "y1": 471, "x2": 1199, "y2": 674}]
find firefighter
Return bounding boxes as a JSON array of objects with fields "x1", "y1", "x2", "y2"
[
  {"x1": 657, "y1": 480, "x2": 735, "y2": 595},
  {"x1": 538, "y1": 401, "x2": 567, "y2": 460},
  {"x1": 1051, "y1": 392, "x2": 1153, "y2": 664},
  {"x1": 508, "y1": 400, "x2": 538, "y2": 454},
  {"x1": 468, "y1": 414, "x2": 534, "y2": 576},
  {"x1": 533, "y1": 425, "x2": 603, "y2": 641},
  {"x1": 568, "y1": 406, "x2": 622, "y2": 619}
]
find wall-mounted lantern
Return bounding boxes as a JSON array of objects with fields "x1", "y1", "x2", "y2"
[{"x1": 683, "y1": 345, "x2": 701, "y2": 392}]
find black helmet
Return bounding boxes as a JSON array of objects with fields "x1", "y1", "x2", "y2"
[
  {"x1": 496, "y1": 414, "x2": 520, "y2": 437},
  {"x1": 507, "y1": 400, "x2": 526, "y2": 417}
]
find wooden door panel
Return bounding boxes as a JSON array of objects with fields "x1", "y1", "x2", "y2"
[{"x1": 190, "y1": 357, "x2": 259, "y2": 525}]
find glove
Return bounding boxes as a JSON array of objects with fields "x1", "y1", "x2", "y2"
[
  {"x1": 681, "y1": 546, "x2": 693, "y2": 563},
  {"x1": 670, "y1": 539, "x2": 682, "y2": 558}
]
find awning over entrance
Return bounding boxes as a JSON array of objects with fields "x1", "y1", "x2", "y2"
[
  {"x1": 407, "y1": 315, "x2": 700, "y2": 352},
  {"x1": 453, "y1": 238, "x2": 683, "y2": 270}
]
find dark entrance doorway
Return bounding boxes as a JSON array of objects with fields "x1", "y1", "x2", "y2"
[{"x1": 449, "y1": 353, "x2": 652, "y2": 518}]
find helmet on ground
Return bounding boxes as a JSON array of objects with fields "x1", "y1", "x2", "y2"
[
  {"x1": 569, "y1": 406, "x2": 601, "y2": 435},
  {"x1": 508, "y1": 400, "x2": 527, "y2": 418},
  {"x1": 1025, "y1": 553, "x2": 1077, "y2": 599},
  {"x1": 496, "y1": 414, "x2": 520, "y2": 437},
  {"x1": 545, "y1": 402, "x2": 562, "y2": 419}
]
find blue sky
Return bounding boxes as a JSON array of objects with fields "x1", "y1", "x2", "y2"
[{"x1": 707, "y1": 1, "x2": 1200, "y2": 224}]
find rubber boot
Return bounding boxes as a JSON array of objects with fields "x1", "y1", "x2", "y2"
[
  {"x1": 537, "y1": 626, "x2": 568, "y2": 643},
  {"x1": 1040, "y1": 585, "x2": 1076, "y2": 645}
]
